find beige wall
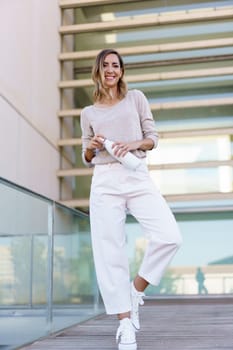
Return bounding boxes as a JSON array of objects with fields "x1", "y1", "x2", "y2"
[{"x1": 0, "y1": 0, "x2": 61, "y2": 200}]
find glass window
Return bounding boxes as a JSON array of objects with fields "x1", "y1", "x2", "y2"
[
  {"x1": 149, "y1": 166, "x2": 233, "y2": 195},
  {"x1": 148, "y1": 135, "x2": 232, "y2": 164}
]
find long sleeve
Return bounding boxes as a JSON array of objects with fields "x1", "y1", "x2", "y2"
[
  {"x1": 80, "y1": 107, "x2": 95, "y2": 167},
  {"x1": 133, "y1": 90, "x2": 159, "y2": 148},
  {"x1": 80, "y1": 90, "x2": 159, "y2": 166}
]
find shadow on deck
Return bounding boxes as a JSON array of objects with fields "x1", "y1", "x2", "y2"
[{"x1": 18, "y1": 297, "x2": 233, "y2": 350}]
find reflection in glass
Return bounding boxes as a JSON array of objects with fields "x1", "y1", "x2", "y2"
[
  {"x1": 126, "y1": 211, "x2": 233, "y2": 295},
  {"x1": 53, "y1": 206, "x2": 96, "y2": 306}
]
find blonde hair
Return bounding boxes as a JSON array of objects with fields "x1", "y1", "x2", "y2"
[{"x1": 91, "y1": 49, "x2": 128, "y2": 102}]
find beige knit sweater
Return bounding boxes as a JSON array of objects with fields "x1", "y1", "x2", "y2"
[{"x1": 81, "y1": 89, "x2": 159, "y2": 166}]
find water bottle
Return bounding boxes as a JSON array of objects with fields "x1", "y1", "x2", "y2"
[{"x1": 101, "y1": 138, "x2": 142, "y2": 170}]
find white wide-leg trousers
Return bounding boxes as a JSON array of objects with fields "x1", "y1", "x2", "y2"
[{"x1": 90, "y1": 162, "x2": 182, "y2": 315}]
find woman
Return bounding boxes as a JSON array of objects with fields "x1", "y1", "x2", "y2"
[{"x1": 81, "y1": 49, "x2": 182, "y2": 350}]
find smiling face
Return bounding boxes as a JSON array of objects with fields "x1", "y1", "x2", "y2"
[
  {"x1": 101, "y1": 53, "x2": 122, "y2": 89},
  {"x1": 92, "y1": 49, "x2": 127, "y2": 102}
]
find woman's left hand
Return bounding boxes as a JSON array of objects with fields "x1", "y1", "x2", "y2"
[
  {"x1": 112, "y1": 138, "x2": 154, "y2": 157},
  {"x1": 112, "y1": 141, "x2": 142, "y2": 157}
]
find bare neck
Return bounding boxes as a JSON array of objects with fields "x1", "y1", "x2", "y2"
[{"x1": 96, "y1": 88, "x2": 121, "y2": 107}]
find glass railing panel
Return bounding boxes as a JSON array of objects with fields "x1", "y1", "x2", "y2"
[
  {"x1": 0, "y1": 180, "x2": 50, "y2": 349},
  {"x1": 126, "y1": 209, "x2": 233, "y2": 296},
  {"x1": 0, "y1": 181, "x2": 48, "y2": 237},
  {"x1": 0, "y1": 178, "x2": 101, "y2": 349},
  {"x1": 52, "y1": 204, "x2": 102, "y2": 333},
  {"x1": 172, "y1": 210, "x2": 233, "y2": 295}
]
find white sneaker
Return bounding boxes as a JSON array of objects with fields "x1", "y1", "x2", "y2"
[
  {"x1": 130, "y1": 281, "x2": 145, "y2": 331},
  {"x1": 116, "y1": 317, "x2": 137, "y2": 350}
]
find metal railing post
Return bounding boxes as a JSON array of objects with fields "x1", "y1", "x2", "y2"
[{"x1": 46, "y1": 202, "x2": 54, "y2": 333}]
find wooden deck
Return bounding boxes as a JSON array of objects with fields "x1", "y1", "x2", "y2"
[{"x1": 19, "y1": 297, "x2": 233, "y2": 350}]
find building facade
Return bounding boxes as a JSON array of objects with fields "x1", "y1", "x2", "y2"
[
  {"x1": 0, "y1": 0, "x2": 62, "y2": 200},
  {"x1": 57, "y1": 0, "x2": 233, "y2": 295},
  {"x1": 1, "y1": 0, "x2": 233, "y2": 297}
]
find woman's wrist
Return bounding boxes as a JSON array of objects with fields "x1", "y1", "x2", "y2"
[
  {"x1": 138, "y1": 138, "x2": 154, "y2": 151},
  {"x1": 85, "y1": 148, "x2": 95, "y2": 162}
]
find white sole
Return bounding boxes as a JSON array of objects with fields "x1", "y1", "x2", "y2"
[
  {"x1": 118, "y1": 343, "x2": 137, "y2": 350},
  {"x1": 118, "y1": 342, "x2": 137, "y2": 350}
]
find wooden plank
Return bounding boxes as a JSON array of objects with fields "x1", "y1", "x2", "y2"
[
  {"x1": 57, "y1": 160, "x2": 233, "y2": 178},
  {"x1": 58, "y1": 138, "x2": 82, "y2": 146},
  {"x1": 19, "y1": 299, "x2": 233, "y2": 350},
  {"x1": 59, "y1": 0, "x2": 139, "y2": 9},
  {"x1": 58, "y1": 67, "x2": 233, "y2": 88},
  {"x1": 57, "y1": 97, "x2": 233, "y2": 118},
  {"x1": 166, "y1": 191, "x2": 233, "y2": 203},
  {"x1": 58, "y1": 108, "x2": 82, "y2": 117},
  {"x1": 127, "y1": 66, "x2": 233, "y2": 83},
  {"x1": 59, "y1": 198, "x2": 90, "y2": 207},
  {"x1": 59, "y1": 7, "x2": 233, "y2": 34},
  {"x1": 57, "y1": 168, "x2": 93, "y2": 176},
  {"x1": 151, "y1": 96, "x2": 233, "y2": 110},
  {"x1": 149, "y1": 159, "x2": 233, "y2": 170},
  {"x1": 59, "y1": 37, "x2": 233, "y2": 61},
  {"x1": 73, "y1": 54, "x2": 233, "y2": 73},
  {"x1": 160, "y1": 126, "x2": 233, "y2": 138},
  {"x1": 56, "y1": 191, "x2": 233, "y2": 208},
  {"x1": 57, "y1": 127, "x2": 233, "y2": 147}
]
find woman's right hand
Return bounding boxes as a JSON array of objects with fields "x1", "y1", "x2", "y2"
[{"x1": 87, "y1": 134, "x2": 104, "y2": 151}]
